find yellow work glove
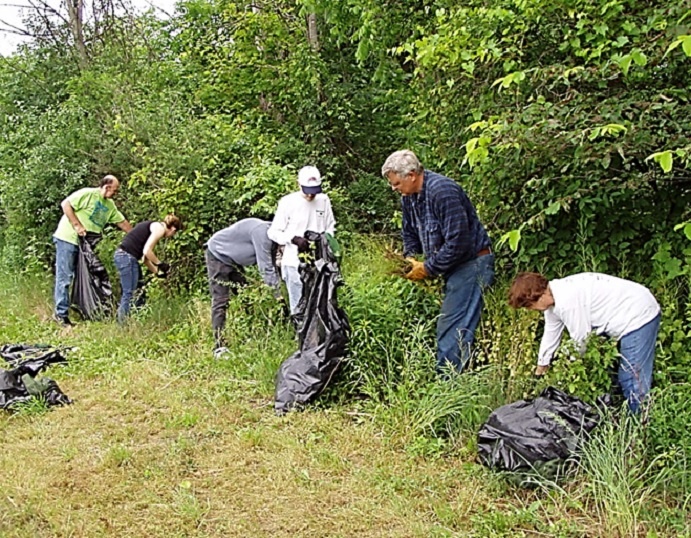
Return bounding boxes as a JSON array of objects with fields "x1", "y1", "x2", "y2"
[{"x1": 404, "y1": 258, "x2": 428, "y2": 281}]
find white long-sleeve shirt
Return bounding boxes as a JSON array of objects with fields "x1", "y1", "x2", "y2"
[
  {"x1": 537, "y1": 273, "x2": 660, "y2": 366},
  {"x1": 267, "y1": 191, "x2": 336, "y2": 268}
]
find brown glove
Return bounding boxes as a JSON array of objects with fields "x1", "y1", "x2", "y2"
[{"x1": 404, "y1": 258, "x2": 428, "y2": 281}]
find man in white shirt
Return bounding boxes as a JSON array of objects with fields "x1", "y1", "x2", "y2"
[
  {"x1": 508, "y1": 272, "x2": 661, "y2": 413},
  {"x1": 268, "y1": 166, "x2": 336, "y2": 314}
]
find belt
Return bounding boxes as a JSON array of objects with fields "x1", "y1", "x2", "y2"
[{"x1": 477, "y1": 248, "x2": 491, "y2": 257}]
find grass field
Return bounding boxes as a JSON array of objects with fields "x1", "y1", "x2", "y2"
[{"x1": 0, "y1": 240, "x2": 689, "y2": 537}]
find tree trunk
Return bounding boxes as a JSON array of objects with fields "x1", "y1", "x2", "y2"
[
  {"x1": 307, "y1": 12, "x2": 318, "y2": 50},
  {"x1": 65, "y1": 0, "x2": 88, "y2": 67}
]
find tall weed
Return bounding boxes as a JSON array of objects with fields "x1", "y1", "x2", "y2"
[
  {"x1": 645, "y1": 383, "x2": 691, "y2": 498},
  {"x1": 577, "y1": 412, "x2": 677, "y2": 538}
]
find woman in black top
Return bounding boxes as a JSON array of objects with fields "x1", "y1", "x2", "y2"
[{"x1": 114, "y1": 214, "x2": 182, "y2": 323}]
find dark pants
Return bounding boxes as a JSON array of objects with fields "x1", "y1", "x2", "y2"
[{"x1": 205, "y1": 249, "x2": 246, "y2": 347}]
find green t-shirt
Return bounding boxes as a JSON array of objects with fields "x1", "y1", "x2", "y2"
[{"x1": 53, "y1": 188, "x2": 126, "y2": 245}]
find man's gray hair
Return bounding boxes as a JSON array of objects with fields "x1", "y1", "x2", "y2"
[{"x1": 381, "y1": 150, "x2": 423, "y2": 178}]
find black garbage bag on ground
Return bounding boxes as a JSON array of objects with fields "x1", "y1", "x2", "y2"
[
  {"x1": 274, "y1": 231, "x2": 350, "y2": 414},
  {"x1": 477, "y1": 387, "x2": 601, "y2": 475},
  {"x1": 71, "y1": 232, "x2": 114, "y2": 320},
  {"x1": 0, "y1": 344, "x2": 72, "y2": 409}
]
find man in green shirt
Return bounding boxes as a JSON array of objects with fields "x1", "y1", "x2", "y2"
[{"x1": 52, "y1": 175, "x2": 132, "y2": 325}]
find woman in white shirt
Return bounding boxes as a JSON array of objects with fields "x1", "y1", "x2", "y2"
[{"x1": 508, "y1": 272, "x2": 661, "y2": 413}]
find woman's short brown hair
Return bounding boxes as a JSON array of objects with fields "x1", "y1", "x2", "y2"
[
  {"x1": 508, "y1": 272, "x2": 549, "y2": 308},
  {"x1": 164, "y1": 214, "x2": 183, "y2": 231}
]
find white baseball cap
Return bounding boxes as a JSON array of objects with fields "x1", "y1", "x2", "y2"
[{"x1": 297, "y1": 166, "x2": 322, "y2": 195}]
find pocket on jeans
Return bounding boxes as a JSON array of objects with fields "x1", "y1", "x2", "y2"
[{"x1": 475, "y1": 254, "x2": 495, "y2": 289}]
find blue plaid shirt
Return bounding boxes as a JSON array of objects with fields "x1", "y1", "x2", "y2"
[{"x1": 401, "y1": 170, "x2": 491, "y2": 278}]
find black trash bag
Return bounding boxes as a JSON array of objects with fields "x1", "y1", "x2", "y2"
[
  {"x1": 0, "y1": 344, "x2": 72, "y2": 410},
  {"x1": 477, "y1": 387, "x2": 601, "y2": 475},
  {"x1": 0, "y1": 343, "x2": 70, "y2": 371},
  {"x1": 274, "y1": 231, "x2": 350, "y2": 414},
  {"x1": 71, "y1": 232, "x2": 114, "y2": 320}
]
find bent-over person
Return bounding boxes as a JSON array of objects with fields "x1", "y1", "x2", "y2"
[
  {"x1": 508, "y1": 271, "x2": 661, "y2": 413},
  {"x1": 205, "y1": 218, "x2": 282, "y2": 358}
]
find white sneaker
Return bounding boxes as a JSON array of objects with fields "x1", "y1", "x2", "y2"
[{"x1": 213, "y1": 346, "x2": 230, "y2": 359}]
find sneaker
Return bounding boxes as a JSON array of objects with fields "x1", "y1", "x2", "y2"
[
  {"x1": 53, "y1": 314, "x2": 74, "y2": 327},
  {"x1": 213, "y1": 346, "x2": 230, "y2": 359}
]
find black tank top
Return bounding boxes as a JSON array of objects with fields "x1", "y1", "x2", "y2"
[{"x1": 119, "y1": 220, "x2": 154, "y2": 260}]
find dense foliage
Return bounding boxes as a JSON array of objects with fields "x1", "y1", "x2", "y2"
[{"x1": 1, "y1": 0, "x2": 689, "y2": 265}]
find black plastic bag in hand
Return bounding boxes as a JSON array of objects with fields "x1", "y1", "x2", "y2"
[
  {"x1": 71, "y1": 232, "x2": 114, "y2": 320},
  {"x1": 274, "y1": 231, "x2": 350, "y2": 414}
]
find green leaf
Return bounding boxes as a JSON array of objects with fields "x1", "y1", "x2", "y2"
[
  {"x1": 492, "y1": 71, "x2": 526, "y2": 90},
  {"x1": 491, "y1": 75, "x2": 507, "y2": 88},
  {"x1": 507, "y1": 229, "x2": 521, "y2": 251},
  {"x1": 665, "y1": 37, "x2": 683, "y2": 56},
  {"x1": 674, "y1": 222, "x2": 691, "y2": 241},
  {"x1": 665, "y1": 35, "x2": 691, "y2": 57},
  {"x1": 467, "y1": 121, "x2": 487, "y2": 132},
  {"x1": 657, "y1": 152, "x2": 673, "y2": 173},
  {"x1": 496, "y1": 228, "x2": 521, "y2": 252},
  {"x1": 603, "y1": 124, "x2": 627, "y2": 136},
  {"x1": 563, "y1": 66, "x2": 584, "y2": 78},
  {"x1": 618, "y1": 54, "x2": 632, "y2": 75},
  {"x1": 631, "y1": 49, "x2": 647, "y2": 66},
  {"x1": 646, "y1": 151, "x2": 674, "y2": 173},
  {"x1": 663, "y1": 257, "x2": 684, "y2": 280},
  {"x1": 545, "y1": 201, "x2": 561, "y2": 215}
]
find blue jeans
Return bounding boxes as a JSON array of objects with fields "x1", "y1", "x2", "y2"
[
  {"x1": 437, "y1": 253, "x2": 495, "y2": 374},
  {"x1": 282, "y1": 265, "x2": 302, "y2": 315},
  {"x1": 618, "y1": 313, "x2": 660, "y2": 413},
  {"x1": 53, "y1": 237, "x2": 79, "y2": 318},
  {"x1": 114, "y1": 249, "x2": 142, "y2": 324}
]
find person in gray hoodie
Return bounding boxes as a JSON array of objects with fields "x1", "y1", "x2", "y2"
[{"x1": 205, "y1": 218, "x2": 283, "y2": 358}]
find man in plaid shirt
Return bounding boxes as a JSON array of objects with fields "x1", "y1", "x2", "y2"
[{"x1": 382, "y1": 150, "x2": 495, "y2": 374}]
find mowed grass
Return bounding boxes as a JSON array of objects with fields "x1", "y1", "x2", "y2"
[{"x1": 0, "y1": 360, "x2": 494, "y2": 537}]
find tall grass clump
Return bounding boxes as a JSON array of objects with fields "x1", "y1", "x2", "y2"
[
  {"x1": 338, "y1": 235, "x2": 439, "y2": 397},
  {"x1": 575, "y1": 410, "x2": 685, "y2": 537}
]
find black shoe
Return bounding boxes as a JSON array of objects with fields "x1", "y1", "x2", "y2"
[{"x1": 53, "y1": 314, "x2": 74, "y2": 327}]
